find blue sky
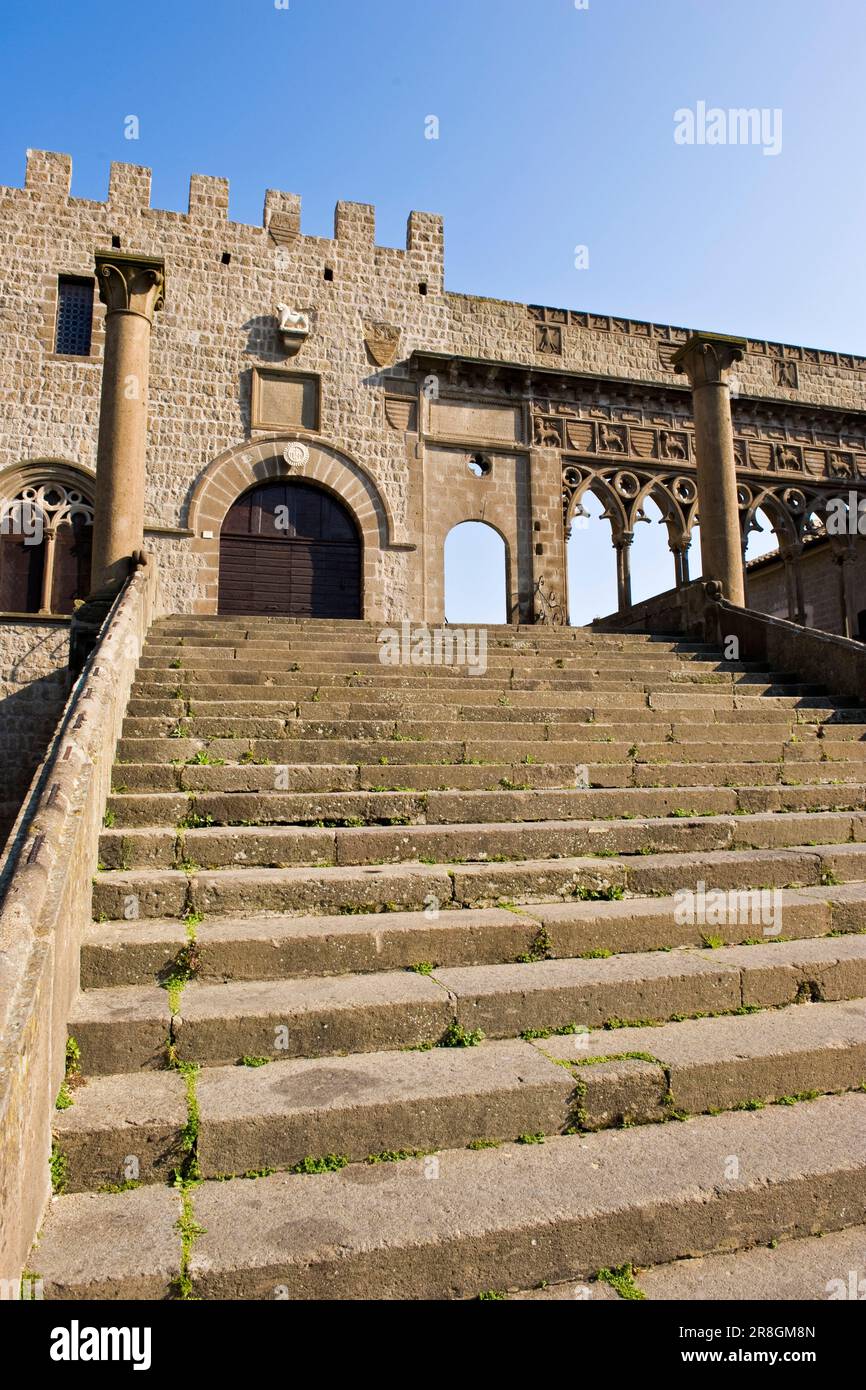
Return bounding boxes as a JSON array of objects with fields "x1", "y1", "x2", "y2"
[{"x1": 2, "y1": 0, "x2": 863, "y2": 623}]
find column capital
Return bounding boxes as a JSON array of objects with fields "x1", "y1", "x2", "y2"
[
  {"x1": 94, "y1": 251, "x2": 166, "y2": 323},
  {"x1": 672, "y1": 332, "x2": 746, "y2": 388}
]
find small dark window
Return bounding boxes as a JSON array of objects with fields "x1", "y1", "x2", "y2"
[
  {"x1": 418, "y1": 281, "x2": 428, "y2": 295},
  {"x1": 111, "y1": 234, "x2": 121, "y2": 248},
  {"x1": 55, "y1": 277, "x2": 94, "y2": 356},
  {"x1": 221, "y1": 251, "x2": 232, "y2": 265},
  {"x1": 323, "y1": 266, "x2": 334, "y2": 282}
]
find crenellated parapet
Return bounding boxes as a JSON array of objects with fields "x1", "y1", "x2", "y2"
[{"x1": 9, "y1": 150, "x2": 445, "y2": 274}]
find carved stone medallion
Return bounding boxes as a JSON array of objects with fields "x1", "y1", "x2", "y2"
[{"x1": 283, "y1": 442, "x2": 310, "y2": 469}]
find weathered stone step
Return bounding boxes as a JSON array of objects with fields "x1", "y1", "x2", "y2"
[
  {"x1": 80, "y1": 884, "x2": 866, "y2": 989},
  {"x1": 53, "y1": 1038, "x2": 573, "y2": 1190},
  {"x1": 536, "y1": 996, "x2": 866, "y2": 1128},
  {"x1": 126, "y1": 689, "x2": 836, "y2": 722},
  {"x1": 134, "y1": 659, "x2": 779, "y2": 685},
  {"x1": 69, "y1": 970, "x2": 454, "y2": 1073},
  {"x1": 129, "y1": 672, "x2": 821, "y2": 697},
  {"x1": 116, "y1": 732, "x2": 858, "y2": 766},
  {"x1": 145, "y1": 629, "x2": 718, "y2": 650},
  {"x1": 108, "y1": 759, "x2": 866, "y2": 795},
  {"x1": 150, "y1": 619, "x2": 703, "y2": 639},
  {"x1": 97, "y1": 809, "x2": 866, "y2": 870},
  {"x1": 34, "y1": 1094, "x2": 866, "y2": 1298},
  {"x1": 68, "y1": 937, "x2": 866, "y2": 1072},
  {"x1": 629, "y1": 1224, "x2": 866, "y2": 1300},
  {"x1": 132, "y1": 669, "x2": 806, "y2": 697},
  {"x1": 90, "y1": 844, "x2": 866, "y2": 920},
  {"x1": 103, "y1": 785, "x2": 866, "y2": 831},
  {"x1": 137, "y1": 647, "x2": 729, "y2": 669},
  {"x1": 52, "y1": 1002, "x2": 866, "y2": 1192},
  {"x1": 119, "y1": 713, "x2": 860, "y2": 744},
  {"x1": 434, "y1": 936, "x2": 866, "y2": 1040}
]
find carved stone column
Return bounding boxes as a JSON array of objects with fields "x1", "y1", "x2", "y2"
[
  {"x1": 781, "y1": 543, "x2": 806, "y2": 625},
  {"x1": 671, "y1": 538, "x2": 691, "y2": 588},
  {"x1": 831, "y1": 537, "x2": 858, "y2": 638},
  {"x1": 673, "y1": 333, "x2": 746, "y2": 606},
  {"x1": 38, "y1": 526, "x2": 57, "y2": 615},
  {"x1": 90, "y1": 251, "x2": 165, "y2": 593},
  {"x1": 614, "y1": 533, "x2": 633, "y2": 611}
]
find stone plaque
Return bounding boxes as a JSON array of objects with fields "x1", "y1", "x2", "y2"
[
  {"x1": 250, "y1": 368, "x2": 319, "y2": 432},
  {"x1": 429, "y1": 401, "x2": 521, "y2": 443}
]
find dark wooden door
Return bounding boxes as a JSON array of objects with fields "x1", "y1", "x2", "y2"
[{"x1": 218, "y1": 481, "x2": 361, "y2": 618}]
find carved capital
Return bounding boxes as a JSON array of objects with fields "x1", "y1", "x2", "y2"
[
  {"x1": 672, "y1": 332, "x2": 746, "y2": 389},
  {"x1": 95, "y1": 251, "x2": 166, "y2": 323}
]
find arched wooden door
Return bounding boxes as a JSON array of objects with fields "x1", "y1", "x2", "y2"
[{"x1": 218, "y1": 480, "x2": 362, "y2": 617}]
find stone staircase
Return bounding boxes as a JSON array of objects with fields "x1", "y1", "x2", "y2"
[{"x1": 33, "y1": 617, "x2": 866, "y2": 1299}]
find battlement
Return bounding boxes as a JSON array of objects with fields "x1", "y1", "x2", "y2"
[{"x1": 11, "y1": 149, "x2": 445, "y2": 260}]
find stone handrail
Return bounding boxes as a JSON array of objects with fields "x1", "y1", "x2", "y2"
[
  {"x1": 0, "y1": 556, "x2": 161, "y2": 1280},
  {"x1": 593, "y1": 579, "x2": 866, "y2": 703}
]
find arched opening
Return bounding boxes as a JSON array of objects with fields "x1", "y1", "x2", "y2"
[
  {"x1": 744, "y1": 506, "x2": 782, "y2": 564},
  {"x1": 630, "y1": 496, "x2": 679, "y2": 604},
  {"x1": 566, "y1": 490, "x2": 619, "y2": 625},
  {"x1": 444, "y1": 521, "x2": 508, "y2": 623},
  {"x1": 0, "y1": 481, "x2": 93, "y2": 615},
  {"x1": 688, "y1": 524, "x2": 704, "y2": 579},
  {"x1": 218, "y1": 479, "x2": 361, "y2": 618}
]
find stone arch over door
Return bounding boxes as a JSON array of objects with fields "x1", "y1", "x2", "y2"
[{"x1": 187, "y1": 437, "x2": 396, "y2": 616}]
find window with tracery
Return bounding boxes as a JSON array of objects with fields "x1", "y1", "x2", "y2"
[{"x1": 0, "y1": 481, "x2": 94, "y2": 614}]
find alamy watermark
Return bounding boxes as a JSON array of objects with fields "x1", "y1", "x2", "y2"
[
  {"x1": 825, "y1": 492, "x2": 866, "y2": 535},
  {"x1": 674, "y1": 102, "x2": 782, "y2": 157},
  {"x1": 378, "y1": 621, "x2": 488, "y2": 677},
  {"x1": 0, "y1": 499, "x2": 43, "y2": 545},
  {"x1": 674, "y1": 880, "x2": 783, "y2": 936}
]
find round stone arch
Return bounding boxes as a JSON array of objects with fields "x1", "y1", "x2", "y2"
[{"x1": 186, "y1": 436, "x2": 397, "y2": 616}]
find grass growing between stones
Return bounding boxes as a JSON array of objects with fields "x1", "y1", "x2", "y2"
[
  {"x1": 366, "y1": 1149, "x2": 433, "y2": 1164},
  {"x1": 290, "y1": 1154, "x2": 349, "y2": 1175},
  {"x1": 516, "y1": 925, "x2": 553, "y2": 963},
  {"x1": 172, "y1": 1184, "x2": 206, "y2": 1301},
  {"x1": 55, "y1": 1036, "x2": 83, "y2": 1111},
  {"x1": 596, "y1": 1263, "x2": 646, "y2": 1300},
  {"x1": 49, "y1": 1143, "x2": 68, "y2": 1195},
  {"x1": 439, "y1": 1021, "x2": 484, "y2": 1048}
]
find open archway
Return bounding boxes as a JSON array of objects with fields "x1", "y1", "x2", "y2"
[
  {"x1": 629, "y1": 496, "x2": 679, "y2": 604},
  {"x1": 444, "y1": 521, "x2": 508, "y2": 623},
  {"x1": 566, "y1": 490, "x2": 619, "y2": 625},
  {"x1": 218, "y1": 479, "x2": 361, "y2": 618}
]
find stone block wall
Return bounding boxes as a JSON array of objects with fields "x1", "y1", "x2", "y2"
[
  {"x1": 0, "y1": 619, "x2": 69, "y2": 847},
  {"x1": 0, "y1": 148, "x2": 863, "y2": 624},
  {"x1": 746, "y1": 539, "x2": 866, "y2": 638}
]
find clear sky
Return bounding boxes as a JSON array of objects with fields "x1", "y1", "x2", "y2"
[{"x1": 2, "y1": 0, "x2": 863, "y2": 623}]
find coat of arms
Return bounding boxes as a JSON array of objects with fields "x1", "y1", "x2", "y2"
[{"x1": 363, "y1": 319, "x2": 401, "y2": 368}]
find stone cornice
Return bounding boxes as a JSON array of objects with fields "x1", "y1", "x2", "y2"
[{"x1": 407, "y1": 350, "x2": 866, "y2": 430}]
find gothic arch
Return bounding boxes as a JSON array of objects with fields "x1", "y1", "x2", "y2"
[
  {"x1": 0, "y1": 459, "x2": 95, "y2": 615},
  {"x1": 565, "y1": 471, "x2": 628, "y2": 540},
  {"x1": 186, "y1": 436, "x2": 397, "y2": 616},
  {"x1": 0, "y1": 458, "x2": 96, "y2": 507}
]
